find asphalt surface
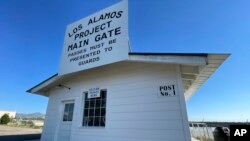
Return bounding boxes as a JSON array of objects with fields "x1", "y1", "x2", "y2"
[{"x1": 0, "y1": 134, "x2": 41, "y2": 141}]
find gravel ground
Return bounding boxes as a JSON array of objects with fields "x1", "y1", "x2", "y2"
[{"x1": 0, "y1": 125, "x2": 42, "y2": 135}]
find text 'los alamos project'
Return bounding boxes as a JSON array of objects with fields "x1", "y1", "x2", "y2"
[
  {"x1": 59, "y1": 0, "x2": 128, "y2": 75},
  {"x1": 67, "y1": 11, "x2": 123, "y2": 66}
]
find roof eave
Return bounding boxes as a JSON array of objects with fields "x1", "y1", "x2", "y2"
[
  {"x1": 26, "y1": 74, "x2": 59, "y2": 97},
  {"x1": 27, "y1": 53, "x2": 230, "y2": 99},
  {"x1": 128, "y1": 53, "x2": 208, "y2": 65},
  {"x1": 184, "y1": 53, "x2": 230, "y2": 100}
]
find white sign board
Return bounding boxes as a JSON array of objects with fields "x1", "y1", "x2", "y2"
[
  {"x1": 59, "y1": 0, "x2": 129, "y2": 75},
  {"x1": 88, "y1": 87, "x2": 100, "y2": 98}
]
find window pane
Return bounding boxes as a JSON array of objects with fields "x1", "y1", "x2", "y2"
[
  {"x1": 101, "y1": 91, "x2": 106, "y2": 98},
  {"x1": 101, "y1": 108, "x2": 106, "y2": 116},
  {"x1": 96, "y1": 100, "x2": 101, "y2": 107},
  {"x1": 89, "y1": 109, "x2": 94, "y2": 117},
  {"x1": 85, "y1": 93, "x2": 88, "y2": 99},
  {"x1": 63, "y1": 112, "x2": 68, "y2": 121},
  {"x1": 69, "y1": 103, "x2": 74, "y2": 112},
  {"x1": 100, "y1": 117, "x2": 105, "y2": 126},
  {"x1": 84, "y1": 109, "x2": 89, "y2": 117},
  {"x1": 64, "y1": 104, "x2": 69, "y2": 113},
  {"x1": 94, "y1": 117, "x2": 100, "y2": 126},
  {"x1": 95, "y1": 108, "x2": 101, "y2": 116},
  {"x1": 83, "y1": 117, "x2": 89, "y2": 126},
  {"x1": 68, "y1": 111, "x2": 73, "y2": 121},
  {"x1": 63, "y1": 104, "x2": 70, "y2": 121},
  {"x1": 63, "y1": 103, "x2": 74, "y2": 122},
  {"x1": 90, "y1": 99, "x2": 95, "y2": 108},
  {"x1": 101, "y1": 99, "x2": 106, "y2": 108},
  {"x1": 85, "y1": 100, "x2": 90, "y2": 108},
  {"x1": 88, "y1": 117, "x2": 94, "y2": 126}
]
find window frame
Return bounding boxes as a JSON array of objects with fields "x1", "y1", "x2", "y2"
[
  {"x1": 82, "y1": 89, "x2": 107, "y2": 128},
  {"x1": 62, "y1": 102, "x2": 75, "y2": 122}
]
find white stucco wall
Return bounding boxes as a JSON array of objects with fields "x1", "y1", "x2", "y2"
[{"x1": 41, "y1": 62, "x2": 191, "y2": 141}]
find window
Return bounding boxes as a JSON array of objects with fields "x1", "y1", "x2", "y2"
[
  {"x1": 83, "y1": 90, "x2": 107, "y2": 127},
  {"x1": 63, "y1": 103, "x2": 74, "y2": 122}
]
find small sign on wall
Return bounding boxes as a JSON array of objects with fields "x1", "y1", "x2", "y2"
[
  {"x1": 88, "y1": 87, "x2": 100, "y2": 98},
  {"x1": 159, "y1": 84, "x2": 176, "y2": 97}
]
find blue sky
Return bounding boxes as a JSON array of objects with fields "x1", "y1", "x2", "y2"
[{"x1": 0, "y1": 0, "x2": 249, "y2": 121}]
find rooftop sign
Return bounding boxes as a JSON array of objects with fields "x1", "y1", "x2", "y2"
[{"x1": 59, "y1": 0, "x2": 128, "y2": 75}]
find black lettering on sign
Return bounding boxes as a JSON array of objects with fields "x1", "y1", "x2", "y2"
[
  {"x1": 109, "y1": 39, "x2": 116, "y2": 44},
  {"x1": 159, "y1": 84, "x2": 176, "y2": 97},
  {"x1": 95, "y1": 27, "x2": 121, "y2": 42},
  {"x1": 68, "y1": 39, "x2": 89, "y2": 52},
  {"x1": 90, "y1": 42, "x2": 105, "y2": 51},
  {"x1": 78, "y1": 57, "x2": 100, "y2": 66},
  {"x1": 88, "y1": 11, "x2": 123, "y2": 25},
  {"x1": 68, "y1": 24, "x2": 82, "y2": 38},
  {"x1": 72, "y1": 21, "x2": 113, "y2": 41},
  {"x1": 104, "y1": 47, "x2": 112, "y2": 52}
]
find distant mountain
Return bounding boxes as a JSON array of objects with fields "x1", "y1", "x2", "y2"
[{"x1": 16, "y1": 112, "x2": 45, "y2": 119}]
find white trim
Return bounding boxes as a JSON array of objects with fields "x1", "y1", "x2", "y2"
[
  {"x1": 129, "y1": 54, "x2": 207, "y2": 65},
  {"x1": 175, "y1": 65, "x2": 191, "y2": 141},
  {"x1": 184, "y1": 54, "x2": 230, "y2": 100}
]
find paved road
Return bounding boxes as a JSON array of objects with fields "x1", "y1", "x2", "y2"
[
  {"x1": 0, "y1": 134, "x2": 41, "y2": 141},
  {"x1": 0, "y1": 125, "x2": 41, "y2": 141}
]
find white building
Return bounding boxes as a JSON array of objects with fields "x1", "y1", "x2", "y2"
[
  {"x1": 27, "y1": 53, "x2": 229, "y2": 141},
  {"x1": 0, "y1": 110, "x2": 16, "y2": 118}
]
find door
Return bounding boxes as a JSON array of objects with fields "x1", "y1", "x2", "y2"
[{"x1": 57, "y1": 101, "x2": 75, "y2": 141}]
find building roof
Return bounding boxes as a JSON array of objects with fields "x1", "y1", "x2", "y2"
[
  {"x1": 129, "y1": 52, "x2": 208, "y2": 57},
  {"x1": 27, "y1": 52, "x2": 229, "y2": 100}
]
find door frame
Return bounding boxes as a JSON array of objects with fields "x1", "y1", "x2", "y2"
[{"x1": 54, "y1": 99, "x2": 75, "y2": 141}]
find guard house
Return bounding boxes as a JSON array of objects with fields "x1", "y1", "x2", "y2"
[
  {"x1": 27, "y1": 1, "x2": 229, "y2": 141},
  {"x1": 27, "y1": 52, "x2": 229, "y2": 141}
]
